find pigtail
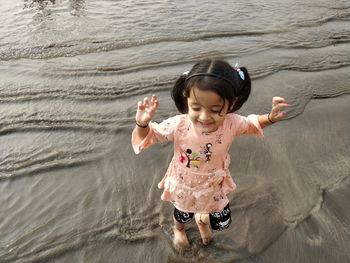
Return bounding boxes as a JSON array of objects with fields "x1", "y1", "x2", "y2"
[
  {"x1": 231, "y1": 66, "x2": 251, "y2": 112},
  {"x1": 171, "y1": 74, "x2": 188, "y2": 113}
]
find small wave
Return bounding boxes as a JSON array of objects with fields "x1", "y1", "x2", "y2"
[
  {"x1": 0, "y1": 130, "x2": 118, "y2": 180},
  {"x1": 290, "y1": 11, "x2": 350, "y2": 28},
  {"x1": 0, "y1": 79, "x2": 174, "y2": 102},
  {"x1": 0, "y1": 109, "x2": 133, "y2": 134},
  {"x1": 0, "y1": 143, "x2": 106, "y2": 180},
  {"x1": 0, "y1": 210, "x2": 160, "y2": 263},
  {"x1": 1, "y1": 10, "x2": 349, "y2": 62},
  {"x1": 1, "y1": 51, "x2": 349, "y2": 103}
]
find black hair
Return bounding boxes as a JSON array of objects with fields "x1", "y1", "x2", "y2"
[{"x1": 171, "y1": 59, "x2": 251, "y2": 114}]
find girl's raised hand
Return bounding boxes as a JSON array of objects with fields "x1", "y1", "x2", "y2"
[
  {"x1": 135, "y1": 95, "x2": 159, "y2": 127},
  {"x1": 269, "y1": 97, "x2": 289, "y2": 123}
]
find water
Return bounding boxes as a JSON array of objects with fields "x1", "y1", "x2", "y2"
[{"x1": 0, "y1": 0, "x2": 349, "y2": 262}]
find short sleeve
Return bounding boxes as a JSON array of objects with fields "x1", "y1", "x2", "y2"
[
  {"x1": 131, "y1": 115, "x2": 180, "y2": 154},
  {"x1": 229, "y1": 114, "x2": 264, "y2": 138}
]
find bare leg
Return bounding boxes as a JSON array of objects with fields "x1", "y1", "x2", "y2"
[
  {"x1": 173, "y1": 217, "x2": 190, "y2": 249},
  {"x1": 195, "y1": 213, "x2": 212, "y2": 245}
]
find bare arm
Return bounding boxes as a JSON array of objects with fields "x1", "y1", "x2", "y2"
[
  {"x1": 258, "y1": 97, "x2": 289, "y2": 128},
  {"x1": 134, "y1": 95, "x2": 159, "y2": 140}
]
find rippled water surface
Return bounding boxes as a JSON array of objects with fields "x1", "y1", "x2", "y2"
[{"x1": 1, "y1": 0, "x2": 349, "y2": 262}]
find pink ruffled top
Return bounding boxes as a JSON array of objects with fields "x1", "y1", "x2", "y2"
[{"x1": 132, "y1": 113, "x2": 263, "y2": 213}]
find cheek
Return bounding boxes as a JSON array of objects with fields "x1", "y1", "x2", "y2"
[
  {"x1": 188, "y1": 109, "x2": 198, "y2": 119},
  {"x1": 213, "y1": 114, "x2": 226, "y2": 125}
]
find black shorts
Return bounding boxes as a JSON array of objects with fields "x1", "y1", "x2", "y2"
[{"x1": 173, "y1": 203, "x2": 231, "y2": 231}]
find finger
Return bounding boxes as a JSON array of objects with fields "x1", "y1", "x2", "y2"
[
  {"x1": 153, "y1": 96, "x2": 159, "y2": 108},
  {"x1": 143, "y1": 97, "x2": 149, "y2": 106},
  {"x1": 150, "y1": 95, "x2": 156, "y2": 106},
  {"x1": 278, "y1": 103, "x2": 290, "y2": 108},
  {"x1": 272, "y1": 96, "x2": 285, "y2": 102},
  {"x1": 154, "y1": 95, "x2": 159, "y2": 102},
  {"x1": 272, "y1": 102, "x2": 289, "y2": 112},
  {"x1": 275, "y1": 103, "x2": 290, "y2": 109},
  {"x1": 150, "y1": 95, "x2": 159, "y2": 110},
  {"x1": 137, "y1": 101, "x2": 144, "y2": 110},
  {"x1": 272, "y1": 97, "x2": 286, "y2": 105}
]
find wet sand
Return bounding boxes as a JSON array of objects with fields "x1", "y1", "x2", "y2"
[
  {"x1": 2, "y1": 94, "x2": 348, "y2": 263},
  {"x1": 0, "y1": 0, "x2": 350, "y2": 262}
]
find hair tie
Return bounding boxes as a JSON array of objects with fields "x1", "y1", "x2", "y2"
[
  {"x1": 182, "y1": 71, "x2": 190, "y2": 76},
  {"x1": 234, "y1": 62, "x2": 245, "y2": 80}
]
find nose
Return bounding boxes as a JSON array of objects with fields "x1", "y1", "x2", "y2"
[{"x1": 199, "y1": 109, "x2": 211, "y2": 121}]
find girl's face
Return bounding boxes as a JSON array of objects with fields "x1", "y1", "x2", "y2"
[{"x1": 187, "y1": 86, "x2": 230, "y2": 133}]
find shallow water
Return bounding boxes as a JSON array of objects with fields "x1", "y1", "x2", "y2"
[{"x1": 0, "y1": 0, "x2": 349, "y2": 262}]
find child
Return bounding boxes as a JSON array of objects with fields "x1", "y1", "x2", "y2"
[{"x1": 131, "y1": 59, "x2": 289, "y2": 249}]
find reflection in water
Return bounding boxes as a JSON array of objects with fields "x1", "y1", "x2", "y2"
[
  {"x1": 23, "y1": 0, "x2": 86, "y2": 16},
  {"x1": 24, "y1": 0, "x2": 56, "y2": 10},
  {"x1": 69, "y1": 0, "x2": 86, "y2": 16}
]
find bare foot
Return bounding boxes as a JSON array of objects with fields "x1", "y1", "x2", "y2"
[
  {"x1": 173, "y1": 221, "x2": 190, "y2": 250},
  {"x1": 195, "y1": 213, "x2": 212, "y2": 245}
]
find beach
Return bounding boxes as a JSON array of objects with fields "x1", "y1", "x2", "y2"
[{"x1": 0, "y1": 0, "x2": 349, "y2": 262}]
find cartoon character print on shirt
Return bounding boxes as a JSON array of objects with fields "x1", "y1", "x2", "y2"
[
  {"x1": 213, "y1": 195, "x2": 224, "y2": 202},
  {"x1": 179, "y1": 134, "x2": 227, "y2": 169},
  {"x1": 162, "y1": 121, "x2": 172, "y2": 141},
  {"x1": 180, "y1": 149, "x2": 200, "y2": 168},
  {"x1": 179, "y1": 143, "x2": 214, "y2": 168},
  {"x1": 203, "y1": 143, "x2": 212, "y2": 162},
  {"x1": 215, "y1": 134, "x2": 223, "y2": 144}
]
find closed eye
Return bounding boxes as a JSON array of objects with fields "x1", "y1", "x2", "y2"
[
  {"x1": 210, "y1": 107, "x2": 223, "y2": 114},
  {"x1": 190, "y1": 107, "x2": 201, "y2": 111}
]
